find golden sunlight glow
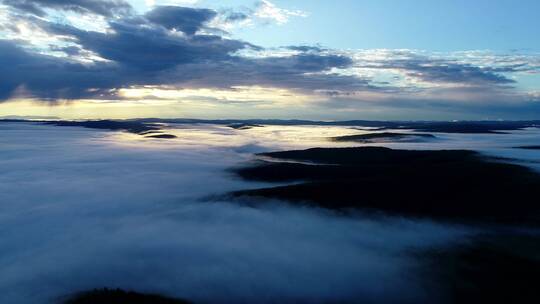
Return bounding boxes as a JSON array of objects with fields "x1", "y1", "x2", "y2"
[
  {"x1": 0, "y1": 86, "x2": 317, "y2": 120},
  {"x1": 0, "y1": 99, "x2": 173, "y2": 120},
  {"x1": 117, "y1": 86, "x2": 313, "y2": 106},
  {"x1": 0, "y1": 86, "x2": 318, "y2": 120}
]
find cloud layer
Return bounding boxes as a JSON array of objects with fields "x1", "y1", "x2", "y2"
[
  {"x1": 0, "y1": 122, "x2": 473, "y2": 303},
  {"x1": 0, "y1": 0, "x2": 539, "y2": 118},
  {"x1": 2, "y1": 0, "x2": 132, "y2": 17}
]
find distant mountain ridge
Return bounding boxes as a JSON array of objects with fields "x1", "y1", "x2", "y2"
[{"x1": 1, "y1": 118, "x2": 539, "y2": 134}]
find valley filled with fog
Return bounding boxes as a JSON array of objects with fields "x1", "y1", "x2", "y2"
[{"x1": 1, "y1": 121, "x2": 539, "y2": 303}]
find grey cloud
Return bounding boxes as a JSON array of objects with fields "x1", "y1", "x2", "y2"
[
  {"x1": 48, "y1": 19, "x2": 248, "y2": 71},
  {"x1": 316, "y1": 85, "x2": 540, "y2": 120},
  {"x1": 145, "y1": 6, "x2": 217, "y2": 35},
  {"x1": 1, "y1": 3, "x2": 538, "y2": 107},
  {"x1": 287, "y1": 45, "x2": 325, "y2": 53},
  {"x1": 404, "y1": 61, "x2": 514, "y2": 85},
  {"x1": 223, "y1": 11, "x2": 249, "y2": 22},
  {"x1": 351, "y1": 49, "x2": 540, "y2": 88},
  {"x1": 0, "y1": 5, "x2": 361, "y2": 101},
  {"x1": 159, "y1": 54, "x2": 363, "y2": 93},
  {"x1": 1, "y1": 0, "x2": 133, "y2": 17},
  {"x1": 1, "y1": 29, "x2": 359, "y2": 100},
  {"x1": 0, "y1": 39, "x2": 121, "y2": 100},
  {"x1": 1, "y1": 0, "x2": 45, "y2": 16},
  {"x1": 49, "y1": 45, "x2": 82, "y2": 56},
  {"x1": 366, "y1": 59, "x2": 516, "y2": 86}
]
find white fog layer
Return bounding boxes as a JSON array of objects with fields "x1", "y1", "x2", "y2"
[{"x1": 1, "y1": 122, "x2": 539, "y2": 303}]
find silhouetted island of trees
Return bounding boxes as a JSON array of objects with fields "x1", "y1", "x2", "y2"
[
  {"x1": 64, "y1": 288, "x2": 190, "y2": 304},
  {"x1": 232, "y1": 147, "x2": 540, "y2": 225}
]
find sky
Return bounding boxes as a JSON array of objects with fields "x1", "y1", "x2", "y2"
[{"x1": 0, "y1": 0, "x2": 539, "y2": 120}]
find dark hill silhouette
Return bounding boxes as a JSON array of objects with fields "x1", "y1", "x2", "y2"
[
  {"x1": 47, "y1": 120, "x2": 160, "y2": 134},
  {"x1": 232, "y1": 147, "x2": 540, "y2": 224},
  {"x1": 145, "y1": 134, "x2": 177, "y2": 139},
  {"x1": 43, "y1": 120, "x2": 180, "y2": 139},
  {"x1": 64, "y1": 288, "x2": 190, "y2": 304},
  {"x1": 331, "y1": 132, "x2": 436, "y2": 143},
  {"x1": 423, "y1": 234, "x2": 540, "y2": 304},
  {"x1": 514, "y1": 146, "x2": 540, "y2": 150},
  {"x1": 2, "y1": 118, "x2": 538, "y2": 134}
]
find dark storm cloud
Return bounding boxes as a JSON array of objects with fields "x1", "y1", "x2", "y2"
[
  {"x1": 1, "y1": 0, "x2": 132, "y2": 17},
  {"x1": 145, "y1": 6, "x2": 216, "y2": 35}
]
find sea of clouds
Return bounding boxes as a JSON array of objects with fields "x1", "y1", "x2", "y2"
[{"x1": 1, "y1": 122, "x2": 539, "y2": 303}]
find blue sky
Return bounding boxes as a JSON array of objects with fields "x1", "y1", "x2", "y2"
[
  {"x1": 214, "y1": 0, "x2": 540, "y2": 51},
  {"x1": 0, "y1": 0, "x2": 539, "y2": 120},
  {"x1": 127, "y1": 0, "x2": 540, "y2": 51}
]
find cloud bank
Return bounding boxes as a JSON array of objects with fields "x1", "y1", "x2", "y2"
[
  {"x1": 0, "y1": 122, "x2": 474, "y2": 303},
  {"x1": 0, "y1": 0, "x2": 539, "y2": 119},
  {"x1": 2, "y1": 0, "x2": 132, "y2": 17}
]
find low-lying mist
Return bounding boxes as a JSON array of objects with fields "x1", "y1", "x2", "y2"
[{"x1": 1, "y1": 122, "x2": 539, "y2": 303}]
